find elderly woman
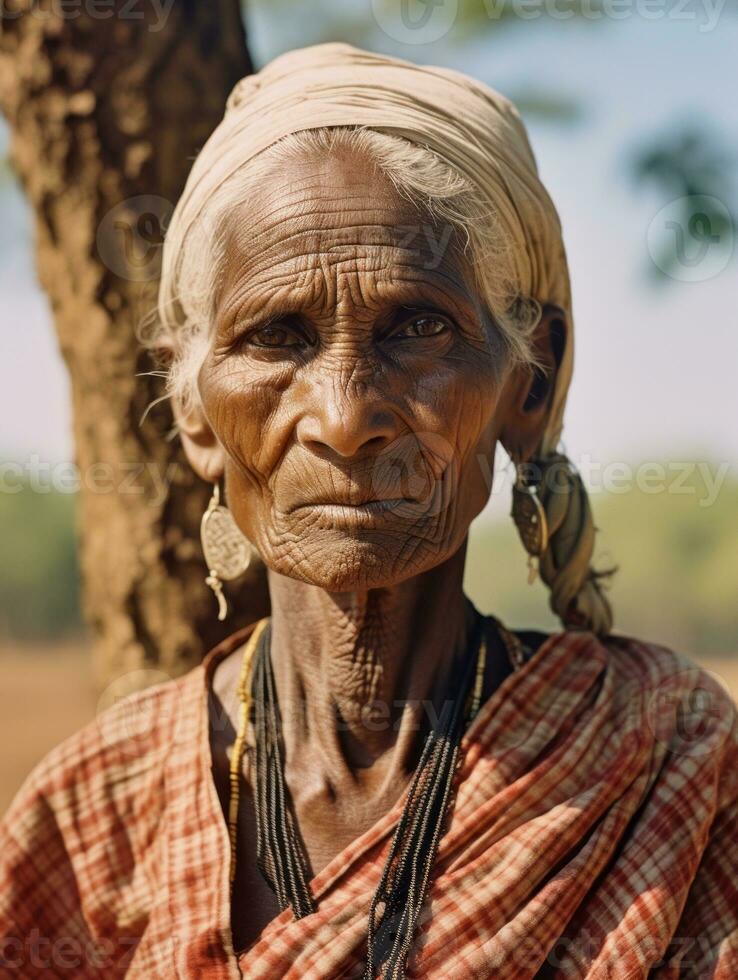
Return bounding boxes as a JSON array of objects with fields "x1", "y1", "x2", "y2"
[{"x1": 1, "y1": 43, "x2": 736, "y2": 980}]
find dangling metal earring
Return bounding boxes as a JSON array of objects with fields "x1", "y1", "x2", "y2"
[
  {"x1": 511, "y1": 462, "x2": 549, "y2": 585},
  {"x1": 200, "y1": 481, "x2": 253, "y2": 621}
]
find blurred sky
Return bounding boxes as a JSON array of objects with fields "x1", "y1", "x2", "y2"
[{"x1": 1, "y1": 10, "x2": 737, "y2": 482}]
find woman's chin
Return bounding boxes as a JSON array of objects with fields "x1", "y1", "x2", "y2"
[{"x1": 263, "y1": 529, "x2": 438, "y2": 593}]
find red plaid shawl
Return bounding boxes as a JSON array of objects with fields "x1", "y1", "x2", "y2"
[{"x1": 1, "y1": 625, "x2": 737, "y2": 979}]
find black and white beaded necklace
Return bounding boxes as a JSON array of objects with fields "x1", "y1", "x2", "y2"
[{"x1": 233, "y1": 612, "x2": 523, "y2": 979}]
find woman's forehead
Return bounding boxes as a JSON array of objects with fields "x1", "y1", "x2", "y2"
[
  {"x1": 215, "y1": 151, "x2": 475, "y2": 309},
  {"x1": 220, "y1": 148, "x2": 423, "y2": 253}
]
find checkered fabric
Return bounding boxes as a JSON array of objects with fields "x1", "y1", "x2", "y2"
[{"x1": 1, "y1": 624, "x2": 736, "y2": 978}]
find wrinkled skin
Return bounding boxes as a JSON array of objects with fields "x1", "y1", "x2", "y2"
[
  {"x1": 175, "y1": 147, "x2": 562, "y2": 949},
  {"x1": 200, "y1": 155, "x2": 508, "y2": 586}
]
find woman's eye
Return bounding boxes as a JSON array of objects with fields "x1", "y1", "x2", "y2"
[
  {"x1": 396, "y1": 315, "x2": 450, "y2": 339},
  {"x1": 248, "y1": 325, "x2": 303, "y2": 348}
]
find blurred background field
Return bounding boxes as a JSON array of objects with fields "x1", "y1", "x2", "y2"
[{"x1": 1, "y1": 1, "x2": 737, "y2": 813}]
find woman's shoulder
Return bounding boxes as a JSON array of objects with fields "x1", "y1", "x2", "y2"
[
  {"x1": 601, "y1": 632, "x2": 738, "y2": 785},
  {"x1": 0, "y1": 663, "x2": 208, "y2": 957},
  {"x1": 515, "y1": 626, "x2": 738, "y2": 772},
  {"x1": 1, "y1": 661, "x2": 205, "y2": 843},
  {"x1": 602, "y1": 629, "x2": 735, "y2": 696},
  {"x1": 1, "y1": 624, "x2": 259, "y2": 834},
  {"x1": 2, "y1": 624, "x2": 257, "y2": 833},
  {"x1": 506, "y1": 620, "x2": 732, "y2": 694}
]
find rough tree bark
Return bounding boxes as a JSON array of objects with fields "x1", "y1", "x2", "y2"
[{"x1": 0, "y1": 0, "x2": 269, "y2": 689}]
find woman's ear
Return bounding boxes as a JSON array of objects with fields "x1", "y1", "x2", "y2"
[
  {"x1": 172, "y1": 394, "x2": 226, "y2": 484},
  {"x1": 500, "y1": 303, "x2": 567, "y2": 461}
]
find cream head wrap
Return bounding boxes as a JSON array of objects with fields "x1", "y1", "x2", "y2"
[{"x1": 158, "y1": 42, "x2": 612, "y2": 634}]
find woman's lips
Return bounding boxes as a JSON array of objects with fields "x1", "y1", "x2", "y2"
[
  {"x1": 292, "y1": 497, "x2": 410, "y2": 511},
  {"x1": 288, "y1": 498, "x2": 416, "y2": 522}
]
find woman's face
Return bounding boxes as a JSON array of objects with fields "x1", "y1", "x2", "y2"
[{"x1": 196, "y1": 148, "x2": 519, "y2": 591}]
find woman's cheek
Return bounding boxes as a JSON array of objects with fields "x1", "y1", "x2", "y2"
[
  {"x1": 203, "y1": 359, "x2": 272, "y2": 441},
  {"x1": 415, "y1": 366, "x2": 494, "y2": 454}
]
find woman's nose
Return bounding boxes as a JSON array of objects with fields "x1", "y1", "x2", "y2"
[{"x1": 295, "y1": 379, "x2": 399, "y2": 460}]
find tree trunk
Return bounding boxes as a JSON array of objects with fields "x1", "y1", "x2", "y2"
[{"x1": 0, "y1": 0, "x2": 269, "y2": 689}]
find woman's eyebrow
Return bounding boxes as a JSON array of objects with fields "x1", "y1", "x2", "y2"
[
  {"x1": 214, "y1": 241, "x2": 483, "y2": 333},
  {"x1": 373, "y1": 273, "x2": 485, "y2": 331}
]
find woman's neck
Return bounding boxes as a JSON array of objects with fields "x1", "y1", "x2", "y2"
[{"x1": 266, "y1": 543, "x2": 475, "y2": 793}]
